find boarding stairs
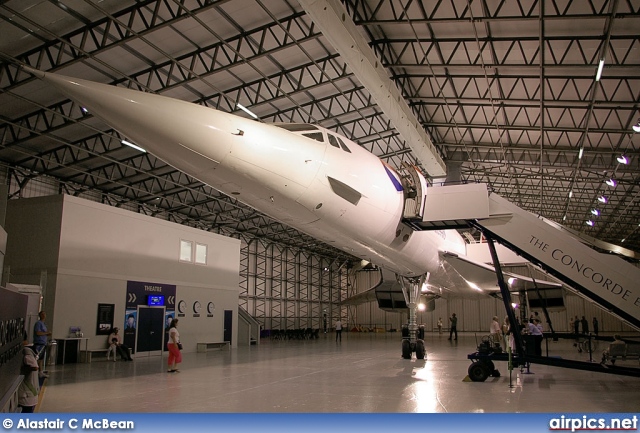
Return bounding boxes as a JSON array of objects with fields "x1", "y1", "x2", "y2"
[{"x1": 403, "y1": 183, "x2": 640, "y2": 330}]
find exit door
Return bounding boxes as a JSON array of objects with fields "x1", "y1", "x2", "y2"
[
  {"x1": 137, "y1": 306, "x2": 165, "y2": 355},
  {"x1": 224, "y1": 310, "x2": 233, "y2": 343}
]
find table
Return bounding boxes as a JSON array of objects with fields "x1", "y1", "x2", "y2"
[{"x1": 56, "y1": 338, "x2": 89, "y2": 364}]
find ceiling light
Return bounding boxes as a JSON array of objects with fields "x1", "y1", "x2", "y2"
[
  {"x1": 578, "y1": 148, "x2": 584, "y2": 159},
  {"x1": 121, "y1": 139, "x2": 146, "y2": 153},
  {"x1": 617, "y1": 155, "x2": 629, "y2": 164},
  {"x1": 595, "y1": 58, "x2": 605, "y2": 81},
  {"x1": 562, "y1": 215, "x2": 567, "y2": 221},
  {"x1": 633, "y1": 119, "x2": 640, "y2": 133},
  {"x1": 605, "y1": 178, "x2": 617, "y2": 187},
  {"x1": 598, "y1": 196, "x2": 608, "y2": 203},
  {"x1": 621, "y1": 239, "x2": 626, "y2": 243},
  {"x1": 568, "y1": 190, "x2": 573, "y2": 198},
  {"x1": 591, "y1": 209, "x2": 600, "y2": 216},
  {"x1": 586, "y1": 220, "x2": 594, "y2": 226},
  {"x1": 417, "y1": 303, "x2": 426, "y2": 312},
  {"x1": 237, "y1": 103, "x2": 258, "y2": 119}
]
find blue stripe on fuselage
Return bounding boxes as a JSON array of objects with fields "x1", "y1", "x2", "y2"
[{"x1": 383, "y1": 165, "x2": 403, "y2": 192}]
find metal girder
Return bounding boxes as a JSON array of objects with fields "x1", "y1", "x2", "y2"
[
  {"x1": 298, "y1": 0, "x2": 446, "y2": 177},
  {"x1": 0, "y1": 0, "x2": 639, "y2": 255}
]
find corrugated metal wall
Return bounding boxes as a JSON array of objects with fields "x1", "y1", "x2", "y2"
[{"x1": 348, "y1": 267, "x2": 636, "y2": 334}]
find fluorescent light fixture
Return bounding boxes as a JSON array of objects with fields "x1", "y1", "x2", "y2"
[
  {"x1": 617, "y1": 155, "x2": 629, "y2": 164},
  {"x1": 586, "y1": 220, "x2": 594, "y2": 226},
  {"x1": 236, "y1": 103, "x2": 258, "y2": 119},
  {"x1": 507, "y1": 277, "x2": 516, "y2": 286},
  {"x1": 511, "y1": 303, "x2": 518, "y2": 309},
  {"x1": 633, "y1": 123, "x2": 640, "y2": 133},
  {"x1": 121, "y1": 139, "x2": 146, "y2": 153},
  {"x1": 605, "y1": 178, "x2": 617, "y2": 187},
  {"x1": 562, "y1": 215, "x2": 567, "y2": 221},
  {"x1": 568, "y1": 190, "x2": 573, "y2": 198},
  {"x1": 598, "y1": 196, "x2": 608, "y2": 203},
  {"x1": 578, "y1": 148, "x2": 584, "y2": 159},
  {"x1": 591, "y1": 209, "x2": 600, "y2": 216},
  {"x1": 595, "y1": 58, "x2": 605, "y2": 81},
  {"x1": 81, "y1": 107, "x2": 88, "y2": 113},
  {"x1": 621, "y1": 238, "x2": 626, "y2": 243}
]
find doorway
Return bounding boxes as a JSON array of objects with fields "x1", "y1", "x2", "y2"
[
  {"x1": 224, "y1": 310, "x2": 233, "y2": 343},
  {"x1": 136, "y1": 306, "x2": 165, "y2": 356}
]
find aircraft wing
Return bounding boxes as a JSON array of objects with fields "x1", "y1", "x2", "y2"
[{"x1": 440, "y1": 251, "x2": 563, "y2": 292}]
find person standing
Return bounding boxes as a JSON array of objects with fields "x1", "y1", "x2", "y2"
[
  {"x1": 33, "y1": 311, "x2": 51, "y2": 378},
  {"x1": 448, "y1": 313, "x2": 458, "y2": 340},
  {"x1": 167, "y1": 319, "x2": 182, "y2": 372},
  {"x1": 592, "y1": 317, "x2": 599, "y2": 335},
  {"x1": 573, "y1": 316, "x2": 580, "y2": 335},
  {"x1": 335, "y1": 318, "x2": 343, "y2": 342},
  {"x1": 437, "y1": 317, "x2": 443, "y2": 334},
  {"x1": 18, "y1": 335, "x2": 40, "y2": 413},
  {"x1": 581, "y1": 316, "x2": 589, "y2": 334},
  {"x1": 503, "y1": 317, "x2": 516, "y2": 353},
  {"x1": 490, "y1": 316, "x2": 502, "y2": 346},
  {"x1": 528, "y1": 319, "x2": 543, "y2": 356}
]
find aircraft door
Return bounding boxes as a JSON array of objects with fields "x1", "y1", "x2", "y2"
[{"x1": 400, "y1": 163, "x2": 427, "y2": 220}]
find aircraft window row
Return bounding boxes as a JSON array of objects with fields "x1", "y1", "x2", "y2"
[
  {"x1": 274, "y1": 123, "x2": 319, "y2": 132},
  {"x1": 302, "y1": 132, "x2": 324, "y2": 143},
  {"x1": 328, "y1": 134, "x2": 351, "y2": 153},
  {"x1": 275, "y1": 123, "x2": 352, "y2": 153}
]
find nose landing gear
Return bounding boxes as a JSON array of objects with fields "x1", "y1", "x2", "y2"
[{"x1": 401, "y1": 324, "x2": 426, "y2": 359}]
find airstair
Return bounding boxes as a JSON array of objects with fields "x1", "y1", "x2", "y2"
[{"x1": 404, "y1": 183, "x2": 640, "y2": 330}]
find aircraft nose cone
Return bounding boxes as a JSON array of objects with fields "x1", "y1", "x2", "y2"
[{"x1": 27, "y1": 67, "x2": 233, "y2": 172}]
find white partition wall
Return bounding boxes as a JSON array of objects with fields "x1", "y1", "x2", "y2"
[{"x1": 5, "y1": 194, "x2": 241, "y2": 352}]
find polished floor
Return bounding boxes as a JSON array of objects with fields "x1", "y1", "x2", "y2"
[{"x1": 39, "y1": 332, "x2": 640, "y2": 413}]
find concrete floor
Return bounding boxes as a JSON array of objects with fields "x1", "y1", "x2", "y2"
[{"x1": 39, "y1": 332, "x2": 640, "y2": 413}]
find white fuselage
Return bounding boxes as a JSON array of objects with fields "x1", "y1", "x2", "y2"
[{"x1": 38, "y1": 70, "x2": 467, "y2": 282}]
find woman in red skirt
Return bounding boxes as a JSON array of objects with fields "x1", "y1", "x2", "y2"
[{"x1": 167, "y1": 319, "x2": 182, "y2": 372}]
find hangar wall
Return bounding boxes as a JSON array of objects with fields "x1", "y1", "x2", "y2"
[
  {"x1": 4, "y1": 194, "x2": 241, "y2": 352},
  {"x1": 349, "y1": 265, "x2": 636, "y2": 335},
  {"x1": 239, "y1": 239, "x2": 349, "y2": 332}
]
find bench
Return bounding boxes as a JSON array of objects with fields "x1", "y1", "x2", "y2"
[
  {"x1": 81, "y1": 347, "x2": 132, "y2": 363},
  {"x1": 601, "y1": 343, "x2": 640, "y2": 365},
  {"x1": 197, "y1": 342, "x2": 230, "y2": 353}
]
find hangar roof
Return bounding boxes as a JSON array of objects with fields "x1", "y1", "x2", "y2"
[{"x1": 0, "y1": 0, "x2": 638, "y2": 259}]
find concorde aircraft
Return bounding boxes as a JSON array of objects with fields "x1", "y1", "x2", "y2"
[{"x1": 24, "y1": 66, "x2": 554, "y2": 359}]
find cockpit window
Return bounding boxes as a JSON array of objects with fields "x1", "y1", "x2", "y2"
[
  {"x1": 302, "y1": 132, "x2": 324, "y2": 143},
  {"x1": 328, "y1": 134, "x2": 341, "y2": 148},
  {"x1": 274, "y1": 123, "x2": 319, "y2": 132},
  {"x1": 337, "y1": 137, "x2": 352, "y2": 153}
]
